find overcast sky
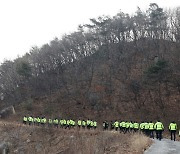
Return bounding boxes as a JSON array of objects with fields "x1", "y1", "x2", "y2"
[{"x1": 0, "y1": 0, "x2": 179, "y2": 63}]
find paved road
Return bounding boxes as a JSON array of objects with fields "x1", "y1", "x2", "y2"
[{"x1": 144, "y1": 139, "x2": 180, "y2": 154}]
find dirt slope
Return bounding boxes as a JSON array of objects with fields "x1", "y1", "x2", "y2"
[{"x1": 0, "y1": 120, "x2": 151, "y2": 154}]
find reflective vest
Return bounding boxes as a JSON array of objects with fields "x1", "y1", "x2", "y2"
[
  {"x1": 23, "y1": 117, "x2": 27, "y2": 122},
  {"x1": 67, "y1": 120, "x2": 70, "y2": 125},
  {"x1": 63, "y1": 120, "x2": 66, "y2": 125},
  {"x1": 49, "y1": 119, "x2": 53, "y2": 124},
  {"x1": 154, "y1": 122, "x2": 164, "y2": 130},
  {"x1": 69, "y1": 120, "x2": 73, "y2": 125},
  {"x1": 78, "y1": 120, "x2": 82, "y2": 126},
  {"x1": 33, "y1": 118, "x2": 37, "y2": 122},
  {"x1": 82, "y1": 121, "x2": 86, "y2": 126},
  {"x1": 149, "y1": 123, "x2": 154, "y2": 130},
  {"x1": 59, "y1": 120, "x2": 64, "y2": 125},
  {"x1": 94, "y1": 121, "x2": 97, "y2": 127},
  {"x1": 53, "y1": 119, "x2": 58, "y2": 124},
  {"x1": 87, "y1": 120, "x2": 90, "y2": 125},
  {"x1": 133, "y1": 123, "x2": 139, "y2": 129},
  {"x1": 129, "y1": 122, "x2": 134, "y2": 128},
  {"x1": 125, "y1": 122, "x2": 130, "y2": 128},
  {"x1": 144, "y1": 123, "x2": 149, "y2": 130},
  {"x1": 169, "y1": 123, "x2": 177, "y2": 131},
  {"x1": 103, "y1": 122, "x2": 106, "y2": 127},
  {"x1": 37, "y1": 117, "x2": 41, "y2": 123},
  {"x1": 28, "y1": 117, "x2": 33, "y2": 122},
  {"x1": 72, "y1": 121, "x2": 75, "y2": 126},
  {"x1": 90, "y1": 121, "x2": 94, "y2": 127},
  {"x1": 119, "y1": 122, "x2": 122, "y2": 127},
  {"x1": 41, "y1": 118, "x2": 46, "y2": 124},
  {"x1": 121, "y1": 122, "x2": 126, "y2": 128},
  {"x1": 140, "y1": 123, "x2": 145, "y2": 130},
  {"x1": 114, "y1": 121, "x2": 119, "y2": 128}
]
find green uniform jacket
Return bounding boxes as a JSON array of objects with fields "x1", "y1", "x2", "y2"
[
  {"x1": 169, "y1": 123, "x2": 177, "y2": 131},
  {"x1": 149, "y1": 123, "x2": 154, "y2": 130},
  {"x1": 154, "y1": 122, "x2": 164, "y2": 130}
]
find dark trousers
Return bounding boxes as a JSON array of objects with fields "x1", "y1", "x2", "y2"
[
  {"x1": 145, "y1": 129, "x2": 149, "y2": 136},
  {"x1": 149, "y1": 130, "x2": 154, "y2": 139},
  {"x1": 122, "y1": 127, "x2": 126, "y2": 133},
  {"x1": 125, "y1": 128, "x2": 129, "y2": 133},
  {"x1": 156, "y1": 130, "x2": 163, "y2": 140},
  {"x1": 170, "y1": 130, "x2": 176, "y2": 141}
]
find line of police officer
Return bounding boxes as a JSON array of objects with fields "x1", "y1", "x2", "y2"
[
  {"x1": 103, "y1": 120, "x2": 179, "y2": 141},
  {"x1": 23, "y1": 116, "x2": 97, "y2": 129},
  {"x1": 23, "y1": 116, "x2": 179, "y2": 141}
]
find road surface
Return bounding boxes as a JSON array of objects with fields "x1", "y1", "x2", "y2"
[{"x1": 144, "y1": 139, "x2": 180, "y2": 154}]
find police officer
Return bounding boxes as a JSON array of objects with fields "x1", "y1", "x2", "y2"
[
  {"x1": 144, "y1": 122, "x2": 149, "y2": 136},
  {"x1": 103, "y1": 121, "x2": 108, "y2": 130},
  {"x1": 63, "y1": 119, "x2": 67, "y2": 129},
  {"x1": 48, "y1": 118, "x2": 53, "y2": 127},
  {"x1": 149, "y1": 121, "x2": 154, "y2": 139},
  {"x1": 41, "y1": 117, "x2": 47, "y2": 126},
  {"x1": 53, "y1": 118, "x2": 58, "y2": 128},
  {"x1": 129, "y1": 121, "x2": 134, "y2": 133},
  {"x1": 154, "y1": 120, "x2": 164, "y2": 141},
  {"x1": 59, "y1": 119, "x2": 64, "y2": 128},
  {"x1": 94, "y1": 121, "x2": 97, "y2": 129},
  {"x1": 133, "y1": 121, "x2": 139, "y2": 132},
  {"x1": 33, "y1": 117, "x2": 38, "y2": 125},
  {"x1": 67, "y1": 120, "x2": 70, "y2": 129},
  {"x1": 114, "y1": 120, "x2": 119, "y2": 131},
  {"x1": 87, "y1": 119, "x2": 91, "y2": 129},
  {"x1": 110, "y1": 121, "x2": 114, "y2": 130},
  {"x1": 121, "y1": 121, "x2": 126, "y2": 133},
  {"x1": 125, "y1": 121, "x2": 130, "y2": 133},
  {"x1": 90, "y1": 120, "x2": 94, "y2": 129},
  {"x1": 23, "y1": 116, "x2": 28, "y2": 124},
  {"x1": 37, "y1": 117, "x2": 41, "y2": 126},
  {"x1": 169, "y1": 121, "x2": 177, "y2": 141},
  {"x1": 28, "y1": 116, "x2": 33, "y2": 125},
  {"x1": 140, "y1": 121, "x2": 145, "y2": 134},
  {"x1": 82, "y1": 120, "x2": 86, "y2": 129},
  {"x1": 71, "y1": 119, "x2": 76, "y2": 128},
  {"x1": 77, "y1": 119, "x2": 82, "y2": 128}
]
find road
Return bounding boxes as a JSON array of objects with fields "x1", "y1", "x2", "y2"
[{"x1": 144, "y1": 138, "x2": 180, "y2": 154}]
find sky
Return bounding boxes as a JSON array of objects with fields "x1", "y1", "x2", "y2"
[{"x1": 0, "y1": 0, "x2": 180, "y2": 63}]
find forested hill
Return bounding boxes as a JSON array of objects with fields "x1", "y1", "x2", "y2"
[{"x1": 0, "y1": 3, "x2": 180, "y2": 125}]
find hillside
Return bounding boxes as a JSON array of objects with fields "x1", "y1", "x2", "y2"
[
  {"x1": 0, "y1": 3, "x2": 180, "y2": 154},
  {"x1": 0, "y1": 121, "x2": 151, "y2": 154},
  {"x1": 0, "y1": 3, "x2": 180, "y2": 127},
  {"x1": 9, "y1": 38, "x2": 179, "y2": 129}
]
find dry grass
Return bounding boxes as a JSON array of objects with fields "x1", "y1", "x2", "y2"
[
  {"x1": 130, "y1": 133, "x2": 152, "y2": 154},
  {"x1": 0, "y1": 121, "x2": 152, "y2": 154}
]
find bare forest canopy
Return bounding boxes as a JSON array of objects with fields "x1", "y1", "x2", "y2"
[{"x1": 0, "y1": 3, "x2": 180, "y2": 122}]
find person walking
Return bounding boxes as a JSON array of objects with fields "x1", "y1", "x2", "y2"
[
  {"x1": 23, "y1": 116, "x2": 28, "y2": 124},
  {"x1": 169, "y1": 121, "x2": 177, "y2": 141},
  {"x1": 149, "y1": 121, "x2": 155, "y2": 139},
  {"x1": 114, "y1": 120, "x2": 119, "y2": 131},
  {"x1": 77, "y1": 119, "x2": 82, "y2": 129},
  {"x1": 121, "y1": 121, "x2": 126, "y2": 133},
  {"x1": 144, "y1": 122, "x2": 149, "y2": 136},
  {"x1": 94, "y1": 121, "x2": 97, "y2": 129},
  {"x1": 133, "y1": 121, "x2": 139, "y2": 132},
  {"x1": 154, "y1": 120, "x2": 164, "y2": 141}
]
